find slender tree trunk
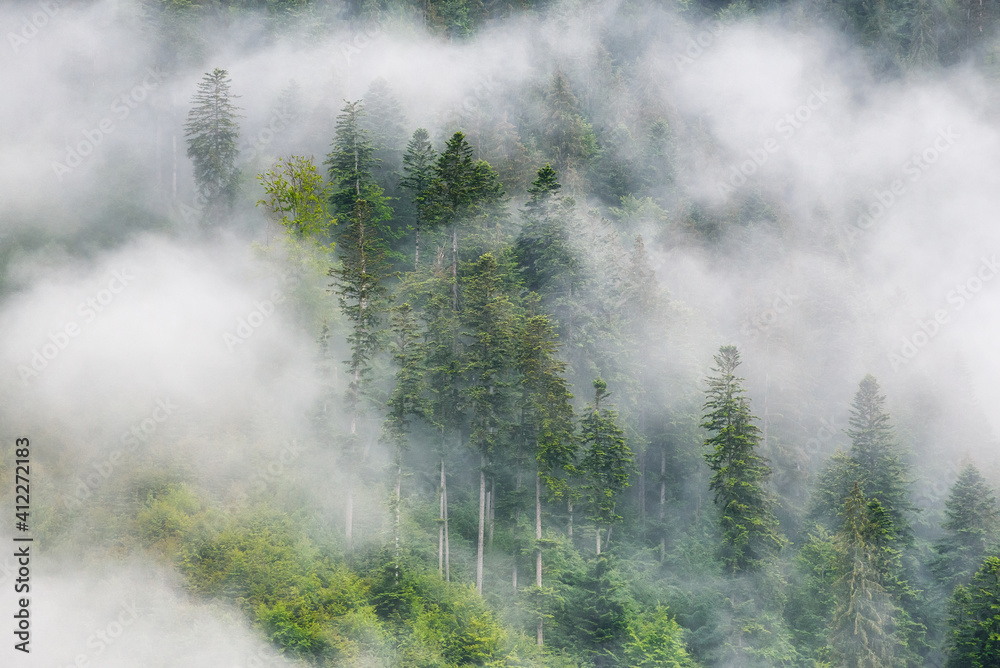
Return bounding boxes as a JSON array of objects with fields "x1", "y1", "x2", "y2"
[
  {"x1": 596, "y1": 524, "x2": 601, "y2": 555},
  {"x1": 444, "y1": 470, "x2": 450, "y2": 582},
  {"x1": 488, "y1": 481, "x2": 495, "y2": 548},
  {"x1": 414, "y1": 225, "x2": 420, "y2": 270},
  {"x1": 606, "y1": 524, "x2": 612, "y2": 550},
  {"x1": 439, "y1": 458, "x2": 445, "y2": 577},
  {"x1": 639, "y1": 450, "x2": 646, "y2": 525},
  {"x1": 394, "y1": 458, "x2": 402, "y2": 583},
  {"x1": 568, "y1": 499, "x2": 573, "y2": 539},
  {"x1": 536, "y1": 469, "x2": 543, "y2": 646},
  {"x1": 346, "y1": 484, "x2": 354, "y2": 552},
  {"x1": 659, "y1": 447, "x2": 667, "y2": 563},
  {"x1": 476, "y1": 454, "x2": 486, "y2": 595},
  {"x1": 452, "y1": 226, "x2": 458, "y2": 310}
]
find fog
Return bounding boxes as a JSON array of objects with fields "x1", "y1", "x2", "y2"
[{"x1": 2, "y1": 0, "x2": 999, "y2": 664}]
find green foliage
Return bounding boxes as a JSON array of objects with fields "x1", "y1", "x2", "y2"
[
  {"x1": 622, "y1": 605, "x2": 699, "y2": 668},
  {"x1": 256, "y1": 155, "x2": 334, "y2": 240},
  {"x1": 701, "y1": 346, "x2": 783, "y2": 572},
  {"x1": 932, "y1": 463, "x2": 1000, "y2": 590},
  {"x1": 947, "y1": 554, "x2": 1000, "y2": 668},
  {"x1": 184, "y1": 67, "x2": 243, "y2": 219}
]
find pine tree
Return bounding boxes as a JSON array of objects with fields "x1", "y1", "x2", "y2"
[
  {"x1": 518, "y1": 310, "x2": 576, "y2": 645},
  {"x1": 947, "y1": 554, "x2": 1000, "y2": 667},
  {"x1": 813, "y1": 375, "x2": 914, "y2": 544},
  {"x1": 544, "y1": 71, "x2": 597, "y2": 174},
  {"x1": 185, "y1": 68, "x2": 243, "y2": 220},
  {"x1": 701, "y1": 345, "x2": 783, "y2": 572},
  {"x1": 399, "y1": 128, "x2": 437, "y2": 269},
  {"x1": 580, "y1": 378, "x2": 634, "y2": 555},
  {"x1": 461, "y1": 251, "x2": 522, "y2": 594},
  {"x1": 325, "y1": 100, "x2": 388, "y2": 219},
  {"x1": 830, "y1": 482, "x2": 906, "y2": 668},
  {"x1": 515, "y1": 164, "x2": 580, "y2": 300},
  {"x1": 362, "y1": 77, "x2": 408, "y2": 193},
  {"x1": 329, "y1": 196, "x2": 392, "y2": 552},
  {"x1": 933, "y1": 463, "x2": 1000, "y2": 590}
]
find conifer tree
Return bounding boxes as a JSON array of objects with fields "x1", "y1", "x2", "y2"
[
  {"x1": 461, "y1": 251, "x2": 522, "y2": 594},
  {"x1": 947, "y1": 554, "x2": 1000, "y2": 667},
  {"x1": 325, "y1": 100, "x2": 389, "y2": 220},
  {"x1": 518, "y1": 310, "x2": 576, "y2": 644},
  {"x1": 329, "y1": 196, "x2": 391, "y2": 552},
  {"x1": 830, "y1": 482, "x2": 906, "y2": 668},
  {"x1": 515, "y1": 164, "x2": 579, "y2": 300},
  {"x1": 933, "y1": 463, "x2": 1000, "y2": 590},
  {"x1": 185, "y1": 68, "x2": 243, "y2": 221},
  {"x1": 701, "y1": 345, "x2": 783, "y2": 572},
  {"x1": 580, "y1": 378, "x2": 633, "y2": 555},
  {"x1": 399, "y1": 128, "x2": 437, "y2": 268},
  {"x1": 813, "y1": 375, "x2": 914, "y2": 544},
  {"x1": 362, "y1": 77, "x2": 408, "y2": 192}
]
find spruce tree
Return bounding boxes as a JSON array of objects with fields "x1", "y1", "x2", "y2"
[
  {"x1": 185, "y1": 68, "x2": 243, "y2": 220},
  {"x1": 830, "y1": 482, "x2": 906, "y2": 668},
  {"x1": 362, "y1": 77, "x2": 408, "y2": 193},
  {"x1": 933, "y1": 463, "x2": 1000, "y2": 590},
  {"x1": 325, "y1": 100, "x2": 389, "y2": 220},
  {"x1": 947, "y1": 554, "x2": 1000, "y2": 667},
  {"x1": 580, "y1": 378, "x2": 634, "y2": 555},
  {"x1": 515, "y1": 164, "x2": 579, "y2": 300},
  {"x1": 518, "y1": 310, "x2": 576, "y2": 645},
  {"x1": 813, "y1": 375, "x2": 914, "y2": 544},
  {"x1": 461, "y1": 251, "x2": 522, "y2": 594},
  {"x1": 399, "y1": 128, "x2": 437, "y2": 269},
  {"x1": 701, "y1": 345, "x2": 783, "y2": 572}
]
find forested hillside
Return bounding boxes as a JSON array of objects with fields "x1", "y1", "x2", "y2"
[{"x1": 4, "y1": 0, "x2": 1000, "y2": 666}]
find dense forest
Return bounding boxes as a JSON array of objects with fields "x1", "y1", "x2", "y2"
[{"x1": 5, "y1": 0, "x2": 1000, "y2": 666}]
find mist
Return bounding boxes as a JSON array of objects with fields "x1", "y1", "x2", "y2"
[{"x1": 2, "y1": 0, "x2": 1000, "y2": 665}]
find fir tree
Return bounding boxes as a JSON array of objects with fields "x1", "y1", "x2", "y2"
[
  {"x1": 830, "y1": 482, "x2": 906, "y2": 668},
  {"x1": 947, "y1": 554, "x2": 1000, "y2": 667},
  {"x1": 701, "y1": 345, "x2": 783, "y2": 572},
  {"x1": 399, "y1": 128, "x2": 437, "y2": 269},
  {"x1": 580, "y1": 378, "x2": 634, "y2": 555},
  {"x1": 185, "y1": 68, "x2": 243, "y2": 220},
  {"x1": 325, "y1": 100, "x2": 388, "y2": 219},
  {"x1": 933, "y1": 463, "x2": 1000, "y2": 590}
]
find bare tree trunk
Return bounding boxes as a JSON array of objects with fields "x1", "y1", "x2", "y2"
[
  {"x1": 476, "y1": 454, "x2": 486, "y2": 595},
  {"x1": 452, "y1": 226, "x2": 458, "y2": 310},
  {"x1": 536, "y1": 470, "x2": 543, "y2": 646},
  {"x1": 568, "y1": 499, "x2": 573, "y2": 539},
  {"x1": 596, "y1": 524, "x2": 601, "y2": 555},
  {"x1": 659, "y1": 447, "x2": 667, "y2": 563},
  {"x1": 346, "y1": 484, "x2": 354, "y2": 552},
  {"x1": 414, "y1": 226, "x2": 420, "y2": 270},
  {"x1": 444, "y1": 461, "x2": 450, "y2": 582},
  {"x1": 488, "y1": 481, "x2": 495, "y2": 548},
  {"x1": 439, "y1": 458, "x2": 445, "y2": 577},
  {"x1": 639, "y1": 450, "x2": 646, "y2": 525},
  {"x1": 394, "y1": 459, "x2": 402, "y2": 583}
]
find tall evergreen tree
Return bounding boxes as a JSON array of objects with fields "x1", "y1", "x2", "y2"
[
  {"x1": 701, "y1": 345, "x2": 783, "y2": 572},
  {"x1": 947, "y1": 554, "x2": 1000, "y2": 667},
  {"x1": 813, "y1": 375, "x2": 914, "y2": 544},
  {"x1": 830, "y1": 482, "x2": 906, "y2": 668},
  {"x1": 185, "y1": 67, "x2": 243, "y2": 220},
  {"x1": 325, "y1": 100, "x2": 389, "y2": 220},
  {"x1": 399, "y1": 128, "x2": 437, "y2": 269},
  {"x1": 933, "y1": 463, "x2": 1000, "y2": 590},
  {"x1": 362, "y1": 77, "x2": 408, "y2": 193},
  {"x1": 329, "y1": 196, "x2": 392, "y2": 552},
  {"x1": 515, "y1": 164, "x2": 579, "y2": 300},
  {"x1": 461, "y1": 251, "x2": 522, "y2": 594},
  {"x1": 518, "y1": 310, "x2": 576, "y2": 645},
  {"x1": 579, "y1": 378, "x2": 634, "y2": 555}
]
